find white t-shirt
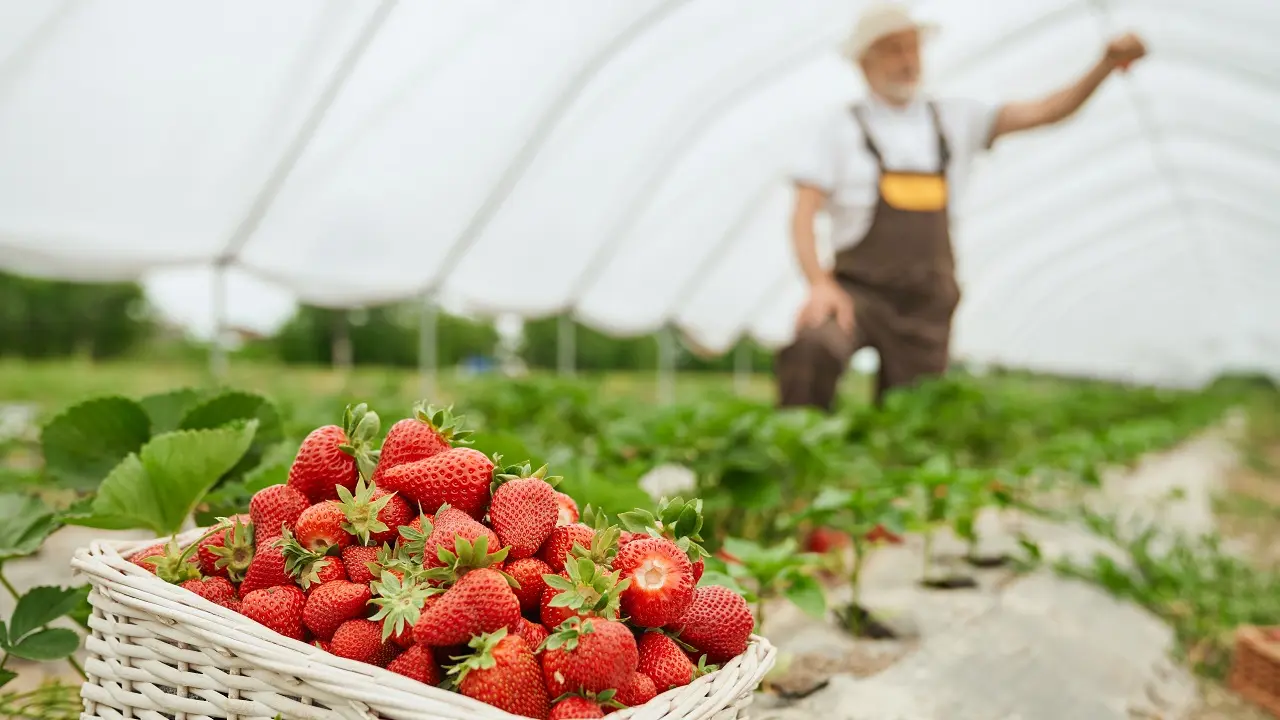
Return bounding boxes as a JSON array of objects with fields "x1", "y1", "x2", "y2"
[{"x1": 791, "y1": 95, "x2": 1000, "y2": 251}]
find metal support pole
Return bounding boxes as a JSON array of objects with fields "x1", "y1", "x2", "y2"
[
  {"x1": 733, "y1": 340, "x2": 751, "y2": 396},
  {"x1": 657, "y1": 326, "x2": 676, "y2": 405},
  {"x1": 557, "y1": 313, "x2": 575, "y2": 376},
  {"x1": 210, "y1": 263, "x2": 229, "y2": 382},
  {"x1": 419, "y1": 292, "x2": 438, "y2": 400},
  {"x1": 332, "y1": 310, "x2": 353, "y2": 372}
]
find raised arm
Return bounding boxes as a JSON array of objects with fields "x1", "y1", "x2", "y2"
[{"x1": 990, "y1": 32, "x2": 1147, "y2": 142}]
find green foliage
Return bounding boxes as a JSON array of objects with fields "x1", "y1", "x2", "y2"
[
  {"x1": 40, "y1": 397, "x2": 152, "y2": 491},
  {"x1": 65, "y1": 421, "x2": 258, "y2": 536},
  {"x1": 0, "y1": 494, "x2": 60, "y2": 562},
  {"x1": 721, "y1": 537, "x2": 826, "y2": 622},
  {"x1": 0, "y1": 271, "x2": 151, "y2": 360},
  {"x1": 269, "y1": 304, "x2": 499, "y2": 367}
]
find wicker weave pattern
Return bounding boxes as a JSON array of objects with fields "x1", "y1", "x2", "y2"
[
  {"x1": 71, "y1": 529, "x2": 776, "y2": 720},
  {"x1": 1230, "y1": 626, "x2": 1280, "y2": 718}
]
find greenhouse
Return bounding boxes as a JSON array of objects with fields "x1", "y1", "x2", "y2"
[{"x1": 0, "y1": 2, "x2": 1277, "y2": 719}]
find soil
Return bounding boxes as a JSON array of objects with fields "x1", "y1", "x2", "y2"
[
  {"x1": 767, "y1": 641, "x2": 918, "y2": 699},
  {"x1": 920, "y1": 575, "x2": 980, "y2": 590}
]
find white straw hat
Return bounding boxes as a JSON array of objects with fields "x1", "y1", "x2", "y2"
[{"x1": 839, "y1": 2, "x2": 939, "y2": 62}]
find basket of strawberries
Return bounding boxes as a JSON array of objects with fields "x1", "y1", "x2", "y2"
[{"x1": 70, "y1": 403, "x2": 775, "y2": 720}]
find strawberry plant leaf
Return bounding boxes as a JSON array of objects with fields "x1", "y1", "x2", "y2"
[
  {"x1": 0, "y1": 668, "x2": 15, "y2": 690},
  {"x1": 67, "y1": 421, "x2": 258, "y2": 537},
  {"x1": 0, "y1": 493, "x2": 59, "y2": 561},
  {"x1": 783, "y1": 573, "x2": 826, "y2": 619},
  {"x1": 40, "y1": 396, "x2": 151, "y2": 491},
  {"x1": 696, "y1": 570, "x2": 749, "y2": 597},
  {"x1": 6, "y1": 627, "x2": 79, "y2": 661},
  {"x1": 139, "y1": 388, "x2": 207, "y2": 434},
  {"x1": 179, "y1": 391, "x2": 283, "y2": 482},
  {"x1": 8, "y1": 586, "x2": 90, "y2": 642}
]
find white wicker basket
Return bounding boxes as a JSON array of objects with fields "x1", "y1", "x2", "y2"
[{"x1": 70, "y1": 528, "x2": 777, "y2": 720}]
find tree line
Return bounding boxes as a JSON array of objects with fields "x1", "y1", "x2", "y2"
[{"x1": 0, "y1": 272, "x2": 773, "y2": 372}]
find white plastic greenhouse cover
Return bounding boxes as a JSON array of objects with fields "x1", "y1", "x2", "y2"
[{"x1": 0, "y1": 1, "x2": 1277, "y2": 386}]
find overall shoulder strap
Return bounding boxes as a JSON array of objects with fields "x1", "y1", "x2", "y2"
[
  {"x1": 850, "y1": 104, "x2": 886, "y2": 169},
  {"x1": 926, "y1": 101, "x2": 951, "y2": 173}
]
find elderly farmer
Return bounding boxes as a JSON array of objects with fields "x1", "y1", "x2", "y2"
[{"x1": 777, "y1": 3, "x2": 1146, "y2": 410}]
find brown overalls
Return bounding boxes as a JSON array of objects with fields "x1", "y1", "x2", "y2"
[{"x1": 777, "y1": 101, "x2": 960, "y2": 410}]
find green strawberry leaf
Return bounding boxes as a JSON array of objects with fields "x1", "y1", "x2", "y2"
[
  {"x1": 66, "y1": 421, "x2": 258, "y2": 537},
  {"x1": 139, "y1": 388, "x2": 207, "y2": 434},
  {"x1": 783, "y1": 573, "x2": 826, "y2": 619},
  {"x1": 179, "y1": 391, "x2": 284, "y2": 480},
  {"x1": 0, "y1": 668, "x2": 15, "y2": 690},
  {"x1": 697, "y1": 570, "x2": 749, "y2": 597},
  {"x1": 0, "y1": 493, "x2": 60, "y2": 561},
  {"x1": 8, "y1": 585, "x2": 90, "y2": 642},
  {"x1": 6, "y1": 627, "x2": 80, "y2": 661},
  {"x1": 40, "y1": 396, "x2": 152, "y2": 491}
]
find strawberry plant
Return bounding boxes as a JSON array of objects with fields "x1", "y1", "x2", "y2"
[{"x1": 717, "y1": 537, "x2": 826, "y2": 631}]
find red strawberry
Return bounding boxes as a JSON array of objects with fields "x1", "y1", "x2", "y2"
[
  {"x1": 240, "y1": 541, "x2": 293, "y2": 596},
  {"x1": 424, "y1": 506, "x2": 501, "y2": 568},
  {"x1": 613, "y1": 537, "x2": 695, "y2": 628},
  {"x1": 313, "y1": 639, "x2": 332, "y2": 653},
  {"x1": 550, "y1": 696, "x2": 604, "y2": 719},
  {"x1": 514, "y1": 617, "x2": 549, "y2": 657},
  {"x1": 336, "y1": 477, "x2": 413, "y2": 547},
  {"x1": 331, "y1": 618, "x2": 400, "y2": 667},
  {"x1": 505, "y1": 557, "x2": 552, "y2": 614},
  {"x1": 249, "y1": 484, "x2": 309, "y2": 547},
  {"x1": 489, "y1": 464, "x2": 559, "y2": 559},
  {"x1": 866, "y1": 523, "x2": 904, "y2": 545},
  {"x1": 303, "y1": 581, "x2": 371, "y2": 641},
  {"x1": 691, "y1": 557, "x2": 704, "y2": 583},
  {"x1": 614, "y1": 670, "x2": 658, "y2": 708},
  {"x1": 341, "y1": 545, "x2": 382, "y2": 585},
  {"x1": 179, "y1": 577, "x2": 237, "y2": 608},
  {"x1": 807, "y1": 526, "x2": 852, "y2": 553},
  {"x1": 372, "y1": 404, "x2": 471, "y2": 485},
  {"x1": 127, "y1": 538, "x2": 203, "y2": 583},
  {"x1": 618, "y1": 531, "x2": 638, "y2": 548},
  {"x1": 199, "y1": 515, "x2": 255, "y2": 582},
  {"x1": 539, "y1": 558, "x2": 628, "y2": 630},
  {"x1": 555, "y1": 492, "x2": 579, "y2": 527},
  {"x1": 127, "y1": 542, "x2": 168, "y2": 572},
  {"x1": 379, "y1": 447, "x2": 494, "y2": 519},
  {"x1": 541, "y1": 617, "x2": 638, "y2": 697},
  {"x1": 450, "y1": 629, "x2": 548, "y2": 719},
  {"x1": 386, "y1": 643, "x2": 441, "y2": 685},
  {"x1": 294, "y1": 501, "x2": 353, "y2": 554},
  {"x1": 310, "y1": 556, "x2": 348, "y2": 586},
  {"x1": 538, "y1": 524, "x2": 596, "y2": 573},
  {"x1": 413, "y1": 568, "x2": 520, "y2": 647},
  {"x1": 666, "y1": 585, "x2": 753, "y2": 664},
  {"x1": 240, "y1": 586, "x2": 307, "y2": 641},
  {"x1": 540, "y1": 578, "x2": 579, "y2": 630},
  {"x1": 637, "y1": 631, "x2": 696, "y2": 690},
  {"x1": 287, "y1": 405, "x2": 380, "y2": 504}
]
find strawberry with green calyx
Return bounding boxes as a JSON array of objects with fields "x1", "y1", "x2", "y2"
[
  {"x1": 336, "y1": 477, "x2": 412, "y2": 547},
  {"x1": 276, "y1": 527, "x2": 338, "y2": 591},
  {"x1": 540, "y1": 556, "x2": 630, "y2": 629},
  {"x1": 396, "y1": 511, "x2": 433, "y2": 563},
  {"x1": 202, "y1": 515, "x2": 255, "y2": 582},
  {"x1": 294, "y1": 501, "x2": 354, "y2": 554},
  {"x1": 413, "y1": 567, "x2": 522, "y2": 647},
  {"x1": 424, "y1": 504, "x2": 502, "y2": 568},
  {"x1": 612, "y1": 535, "x2": 695, "y2": 627},
  {"x1": 374, "y1": 403, "x2": 473, "y2": 486},
  {"x1": 431, "y1": 535, "x2": 517, "y2": 590},
  {"x1": 379, "y1": 447, "x2": 497, "y2": 520},
  {"x1": 240, "y1": 585, "x2": 307, "y2": 641},
  {"x1": 618, "y1": 496, "x2": 711, "y2": 578},
  {"x1": 287, "y1": 404, "x2": 380, "y2": 504},
  {"x1": 448, "y1": 628, "x2": 549, "y2": 719},
  {"x1": 140, "y1": 524, "x2": 227, "y2": 584},
  {"x1": 540, "y1": 616, "x2": 638, "y2": 697},
  {"x1": 489, "y1": 460, "x2": 561, "y2": 559},
  {"x1": 372, "y1": 542, "x2": 426, "y2": 586},
  {"x1": 369, "y1": 571, "x2": 442, "y2": 643},
  {"x1": 539, "y1": 524, "x2": 597, "y2": 573}
]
